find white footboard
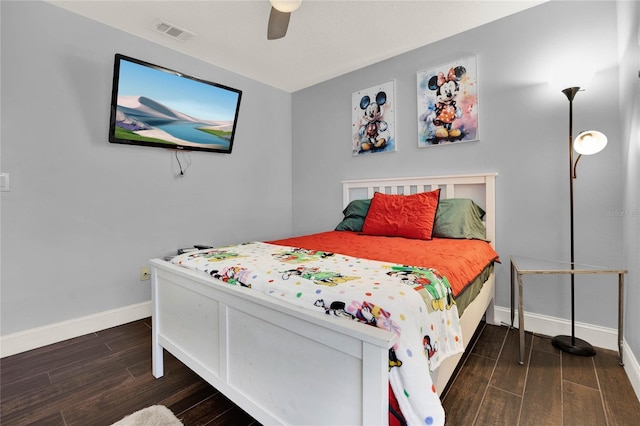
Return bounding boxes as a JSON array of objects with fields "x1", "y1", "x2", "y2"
[{"x1": 151, "y1": 258, "x2": 395, "y2": 425}]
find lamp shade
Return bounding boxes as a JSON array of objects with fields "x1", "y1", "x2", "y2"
[
  {"x1": 574, "y1": 130, "x2": 607, "y2": 155},
  {"x1": 270, "y1": 0, "x2": 301, "y2": 13}
]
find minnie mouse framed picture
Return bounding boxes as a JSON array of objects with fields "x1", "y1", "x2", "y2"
[{"x1": 416, "y1": 55, "x2": 479, "y2": 147}]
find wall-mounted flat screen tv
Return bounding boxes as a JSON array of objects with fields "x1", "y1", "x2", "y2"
[{"x1": 109, "y1": 54, "x2": 242, "y2": 154}]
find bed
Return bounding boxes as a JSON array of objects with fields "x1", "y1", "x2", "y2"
[{"x1": 150, "y1": 173, "x2": 498, "y2": 425}]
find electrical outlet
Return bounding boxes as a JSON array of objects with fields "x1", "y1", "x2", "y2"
[
  {"x1": 0, "y1": 172, "x2": 10, "y2": 192},
  {"x1": 140, "y1": 266, "x2": 151, "y2": 281}
]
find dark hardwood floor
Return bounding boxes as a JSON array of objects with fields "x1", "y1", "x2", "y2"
[
  {"x1": 1, "y1": 318, "x2": 638, "y2": 425},
  {"x1": 442, "y1": 323, "x2": 640, "y2": 426}
]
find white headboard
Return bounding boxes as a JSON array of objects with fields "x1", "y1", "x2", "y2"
[{"x1": 341, "y1": 173, "x2": 497, "y2": 247}]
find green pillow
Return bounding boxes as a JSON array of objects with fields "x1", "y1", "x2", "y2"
[
  {"x1": 433, "y1": 198, "x2": 487, "y2": 240},
  {"x1": 335, "y1": 199, "x2": 371, "y2": 231}
]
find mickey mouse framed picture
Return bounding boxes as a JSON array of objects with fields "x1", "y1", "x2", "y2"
[
  {"x1": 417, "y1": 55, "x2": 478, "y2": 147},
  {"x1": 352, "y1": 80, "x2": 396, "y2": 156}
]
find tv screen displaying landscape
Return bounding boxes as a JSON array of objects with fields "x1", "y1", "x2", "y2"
[{"x1": 109, "y1": 54, "x2": 242, "y2": 154}]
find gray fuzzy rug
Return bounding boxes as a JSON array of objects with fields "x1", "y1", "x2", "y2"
[{"x1": 111, "y1": 405, "x2": 183, "y2": 426}]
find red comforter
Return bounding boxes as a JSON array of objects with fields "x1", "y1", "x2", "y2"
[{"x1": 269, "y1": 231, "x2": 499, "y2": 296}]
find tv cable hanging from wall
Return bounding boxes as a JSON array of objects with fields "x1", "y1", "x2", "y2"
[{"x1": 175, "y1": 150, "x2": 191, "y2": 176}]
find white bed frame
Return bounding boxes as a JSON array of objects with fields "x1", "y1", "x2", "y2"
[{"x1": 151, "y1": 173, "x2": 497, "y2": 425}]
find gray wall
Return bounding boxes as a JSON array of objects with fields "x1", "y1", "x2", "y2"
[
  {"x1": 0, "y1": 1, "x2": 293, "y2": 334},
  {"x1": 292, "y1": 0, "x2": 632, "y2": 341},
  {"x1": 618, "y1": 0, "x2": 640, "y2": 365}
]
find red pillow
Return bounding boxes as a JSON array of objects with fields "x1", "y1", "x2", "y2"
[{"x1": 362, "y1": 189, "x2": 440, "y2": 240}]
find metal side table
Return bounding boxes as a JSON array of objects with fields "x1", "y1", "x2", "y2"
[{"x1": 510, "y1": 255, "x2": 626, "y2": 366}]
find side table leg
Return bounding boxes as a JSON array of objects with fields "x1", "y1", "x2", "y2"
[
  {"x1": 618, "y1": 273, "x2": 625, "y2": 366},
  {"x1": 518, "y1": 272, "x2": 525, "y2": 365},
  {"x1": 510, "y1": 260, "x2": 515, "y2": 328}
]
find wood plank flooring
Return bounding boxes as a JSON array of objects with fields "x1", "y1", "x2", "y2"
[
  {"x1": 1, "y1": 318, "x2": 638, "y2": 425},
  {"x1": 442, "y1": 323, "x2": 640, "y2": 426}
]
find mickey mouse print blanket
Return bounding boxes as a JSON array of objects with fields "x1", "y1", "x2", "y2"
[{"x1": 172, "y1": 241, "x2": 464, "y2": 426}]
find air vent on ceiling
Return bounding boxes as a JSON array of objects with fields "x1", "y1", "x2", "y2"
[{"x1": 153, "y1": 20, "x2": 195, "y2": 42}]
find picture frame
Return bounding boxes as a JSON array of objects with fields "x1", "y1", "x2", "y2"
[
  {"x1": 352, "y1": 80, "x2": 396, "y2": 156},
  {"x1": 417, "y1": 55, "x2": 478, "y2": 147}
]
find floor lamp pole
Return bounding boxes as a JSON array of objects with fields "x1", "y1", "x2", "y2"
[{"x1": 552, "y1": 87, "x2": 596, "y2": 357}]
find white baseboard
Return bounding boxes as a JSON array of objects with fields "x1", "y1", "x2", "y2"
[
  {"x1": 494, "y1": 305, "x2": 621, "y2": 350},
  {"x1": 623, "y1": 339, "x2": 640, "y2": 403},
  {"x1": 0, "y1": 301, "x2": 152, "y2": 358},
  {"x1": 494, "y1": 306, "x2": 640, "y2": 402}
]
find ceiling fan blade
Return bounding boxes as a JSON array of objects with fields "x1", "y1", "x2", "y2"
[{"x1": 267, "y1": 7, "x2": 291, "y2": 40}]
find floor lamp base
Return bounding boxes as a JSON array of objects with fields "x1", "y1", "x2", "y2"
[{"x1": 552, "y1": 335, "x2": 596, "y2": 357}]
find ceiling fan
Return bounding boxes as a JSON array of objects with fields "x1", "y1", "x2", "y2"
[{"x1": 267, "y1": 0, "x2": 302, "y2": 40}]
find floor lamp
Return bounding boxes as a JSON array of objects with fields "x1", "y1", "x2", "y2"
[{"x1": 551, "y1": 86, "x2": 608, "y2": 356}]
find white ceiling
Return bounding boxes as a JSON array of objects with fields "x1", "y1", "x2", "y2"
[{"x1": 48, "y1": 0, "x2": 545, "y2": 92}]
